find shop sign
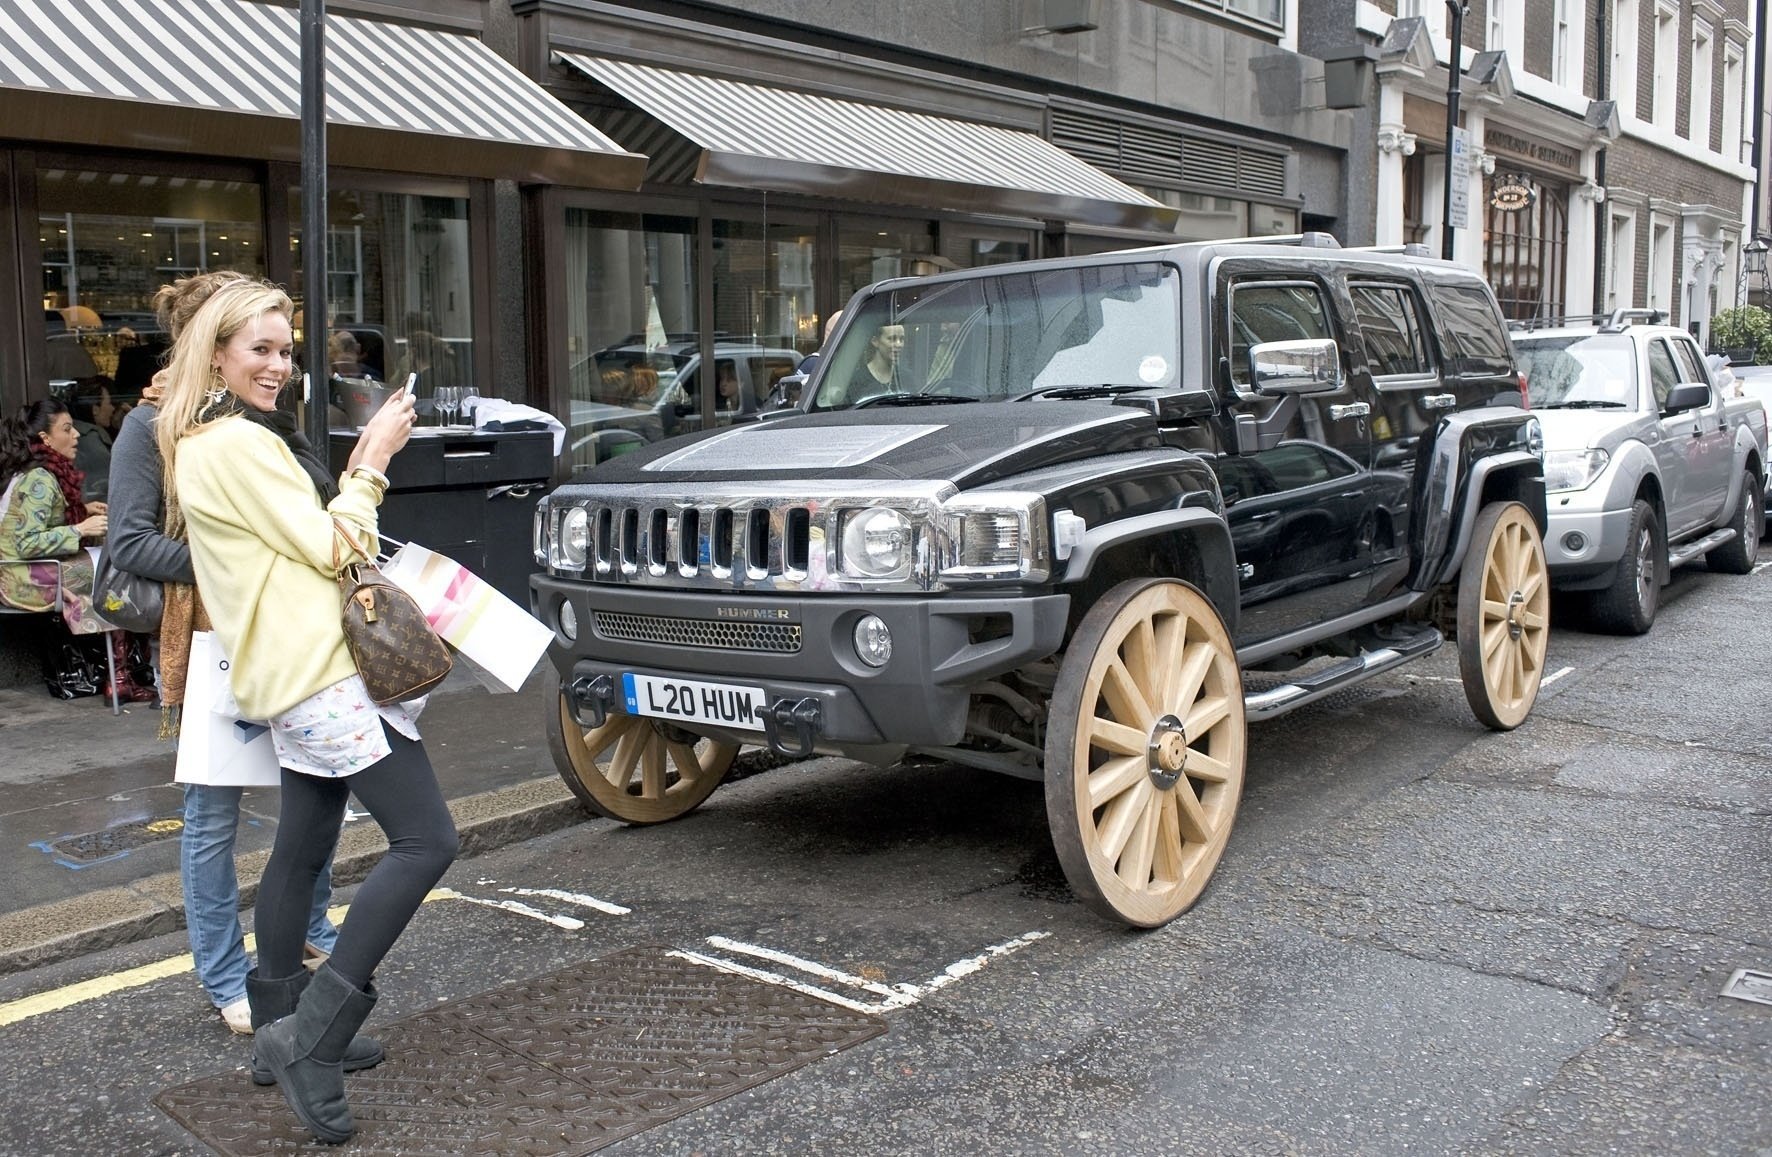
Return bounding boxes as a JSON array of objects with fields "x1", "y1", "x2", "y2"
[{"x1": 1490, "y1": 175, "x2": 1536, "y2": 213}]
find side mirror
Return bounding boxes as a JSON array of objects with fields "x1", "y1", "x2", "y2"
[
  {"x1": 1249, "y1": 338, "x2": 1343, "y2": 396},
  {"x1": 1662, "y1": 382, "x2": 1710, "y2": 415}
]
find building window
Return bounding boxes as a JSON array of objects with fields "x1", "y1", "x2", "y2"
[
  {"x1": 1487, "y1": 0, "x2": 1507, "y2": 51},
  {"x1": 1484, "y1": 174, "x2": 1569, "y2": 322},
  {"x1": 1647, "y1": 215, "x2": 1674, "y2": 316},
  {"x1": 1613, "y1": 0, "x2": 1639, "y2": 118},
  {"x1": 1552, "y1": 0, "x2": 1573, "y2": 85},
  {"x1": 1689, "y1": 20, "x2": 1714, "y2": 149},
  {"x1": 1723, "y1": 42, "x2": 1745, "y2": 163},
  {"x1": 1652, "y1": 2, "x2": 1678, "y2": 131},
  {"x1": 1606, "y1": 210, "x2": 1637, "y2": 311},
  {"x1": 36, "y1": 163, "x2": 264, "y2": 398},
  {"x1": 1179, "y1": 0, "x2": 1284, "y2": 29}
]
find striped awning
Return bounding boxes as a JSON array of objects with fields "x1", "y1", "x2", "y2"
[
  {"x1": 0, "y1": 0, "x2": 645, "y2": 188},
  {"x1": 558, "y1": 54, "x2": 1177, "y2": 231}
]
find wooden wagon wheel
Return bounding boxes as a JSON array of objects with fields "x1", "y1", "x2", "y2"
[
  {"x1": 1456, "y1": 501, "x2": 1550, "y2": 731},
  {"x1": 544, "y1": 666, "x2": 737, "y2": 824},
  {"x1": 1045, "y1": 578, "x2": 1247, "y2": 928}
]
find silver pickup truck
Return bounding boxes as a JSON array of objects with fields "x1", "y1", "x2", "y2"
[{"x1": 1514, "y1": 311, "x2": 1767, "y2": 634}]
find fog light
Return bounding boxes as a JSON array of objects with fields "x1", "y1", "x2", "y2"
[
  {"x1": 853, "y1": 614, "x2": 892, "y2": 668},
  {"x1": 559, "y1": 599, "x2": 578, "y2": 641},
  {"x1": 1562, "y1": 531, "x2": 1586, "y2": 553}
]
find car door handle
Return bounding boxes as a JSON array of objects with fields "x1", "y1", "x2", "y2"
[
  {"x1": 1328, "y1": 402, "x2": 1370, "y2": 420},
  {"x1": 1249, "y1": 512, "x2": 1280, "y2": 523},
  {"x1": 1422, "y1": 393, "x2": 1458, "y2": 410}
]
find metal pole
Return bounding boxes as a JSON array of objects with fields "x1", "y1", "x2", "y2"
[
  {"x1": 300, "y1": 0, "x2": 329, "y2": 449},
  {"x1": 1441, "y1": 1, "x2": 1467, "y2": 262}
]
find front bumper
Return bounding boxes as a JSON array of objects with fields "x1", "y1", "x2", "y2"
[
  {"x1": 532, "y1": 576, "x2": 1069, "y2": 756},
  {"x1": 1543, "y1": 489, "x2": 1632, "y2": 583}
]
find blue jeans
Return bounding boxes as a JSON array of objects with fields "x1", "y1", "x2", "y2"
[{"x1": 181, "y1": 784, "x2": 339, "y2": 1008}]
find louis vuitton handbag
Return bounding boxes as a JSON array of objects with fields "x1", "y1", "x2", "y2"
[{"x1": 331, "y1": 518, "x2": 453, "y2": 705}]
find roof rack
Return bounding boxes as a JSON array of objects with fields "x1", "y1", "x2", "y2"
[
  {"x1": 1506, "y1": 309, "x2": 1668, "y2": 333},
  {"x1": 1232, "y1": 232, "x2": 1343, "y2": 250},
  {"x1": 1343, "y1": 242, "x2": 1437, "y2": 258}
]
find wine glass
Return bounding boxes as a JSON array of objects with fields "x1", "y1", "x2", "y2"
[
  {"x1": 459, "y1": 386, "x2": 480, "y2": 426},
  {"x1": 435, "y1": 386, "x2": 459, "y2": 427}
]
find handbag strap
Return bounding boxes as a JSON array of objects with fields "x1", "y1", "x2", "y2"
[{"x1": 330, "y1": 517, "x2": 376, "y2": 582}]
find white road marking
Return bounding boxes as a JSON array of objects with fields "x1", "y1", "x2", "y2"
[
  {"x1": 431, "y1": 887, "x2": 584, "y2": 930},
  {"x1": 1541, "y1": 665, "x2": 1576, "y2": 687},
  {"x1": 677, "y1": 930, "x2": 1052, "y2": 1015},
  {"x1": 1753, "y1": 560, "x2": 1771, "y2": 575},
  {"x1": 499, "y1": 887, "x2": 631, "y2": 916}
]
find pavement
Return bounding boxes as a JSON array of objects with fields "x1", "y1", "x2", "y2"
[{"x1": 0, "y1": 663, "x2": 588, "y2": 976}]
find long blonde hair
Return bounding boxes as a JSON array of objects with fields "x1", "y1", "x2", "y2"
[{"x1": 155, "y1": 278, "x2": 294, "y2": 536}]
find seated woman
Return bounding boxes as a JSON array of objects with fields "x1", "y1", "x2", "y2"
[{"x1": 0, "y1": 400, "x2": 150, "y2": 699}]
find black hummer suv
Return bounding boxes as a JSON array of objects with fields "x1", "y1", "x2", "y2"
[{"x1": 532, "y1": 234, "x2": 1548, "y2": 928}]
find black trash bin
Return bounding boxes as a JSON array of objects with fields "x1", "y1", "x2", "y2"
[{"x1": 329, "y1": 428, "x2": 552, "y2": 605}]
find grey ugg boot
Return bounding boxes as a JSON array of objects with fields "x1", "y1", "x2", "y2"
[
  {"x1": 244, "y1": 967, "x2": 386, "y2": 1085},
  {"x1": 254, "y1": 965, "x2": 379, "y2": 1145}
]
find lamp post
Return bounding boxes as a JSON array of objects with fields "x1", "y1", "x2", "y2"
[
  {"x1": 1442, "y1": 1, "x2": 1469, "y2": 262},
  {"x1": 1743, "y1": 236, "x2": 1770, "y2": 308},
  {"x1": 301, "y1": 0, "x2": 329, "y2": 449}
]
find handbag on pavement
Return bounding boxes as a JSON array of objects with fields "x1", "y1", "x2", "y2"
[{"x1": 331, "y1": 518, "x2": 452, "y2": 705}]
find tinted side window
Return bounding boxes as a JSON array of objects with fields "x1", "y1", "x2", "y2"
[
  {"x1": 1228, "y1": 281, "x2": 1334, "y2": 388},
  {"x1": 1429, "y1": 284, "x2": 1513, "y2": 378},
  {"x1": 1647, "y1": 341, "x2": 1680, "y2": 408},
  {"x1": 1349, "y1": 283, "x2": 1433, "y2": 378}
]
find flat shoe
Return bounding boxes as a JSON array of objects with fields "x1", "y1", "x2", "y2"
[{"x1": 218, "y1": 998, "x2": 254, "y2": 1035}]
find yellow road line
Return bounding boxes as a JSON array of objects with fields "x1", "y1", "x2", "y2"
[{"x1": 0, "y1": 892, "x2": 449, "y2": 1028}]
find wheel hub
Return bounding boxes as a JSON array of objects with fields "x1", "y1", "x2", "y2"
[
  {"x1": 1147, "y1": 714, "x2": 1189, "y2": 790},
  {"x1": 1504, "y1": 589, "x2": 1525, "y2": 641}
]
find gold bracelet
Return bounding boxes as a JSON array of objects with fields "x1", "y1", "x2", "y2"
[{"x1": 348, "y1": 466, "x2": 389, "y2": 500}]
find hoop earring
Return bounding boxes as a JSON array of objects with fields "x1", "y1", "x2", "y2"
[{"x1": 199, "y1": 369, "x2": 229, "y2": 418}]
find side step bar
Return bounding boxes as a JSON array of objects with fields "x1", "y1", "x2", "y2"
[
  {"x1": 1245, "y1": 627, "x2": 1444, "y2": 723},
  {"x1": 1666, "y1": 527, "x2": 1736, "y2": 570}
]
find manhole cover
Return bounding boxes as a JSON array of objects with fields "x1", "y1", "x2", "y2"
[
  {"x1": 38, "y1": 814, "x2": 184, "y2": 866},
  {"x1": 1721, "y1": 968, "x2": 1772, "y2": 1006},
  {"x1": 156, "y1": 944, "x2": 886, "y2": 1155}
]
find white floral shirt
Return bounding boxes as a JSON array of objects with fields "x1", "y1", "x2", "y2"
[{"x1": 270, "y1": 673, "x2": 425, "y2": 777}]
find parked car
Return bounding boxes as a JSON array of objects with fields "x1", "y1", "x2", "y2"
[
  {"x1": 566, "y1": 339, "x2": 801, "y2": 473},
  {"x1": 1728, "y1": 363, "x2": 1772, "y2": 522},
  {"x1": 533, "y1": 234, "x2": 1548, "y2": 928},
  {"x1": 1513, "y1": 312, "x2": 1767, "y2": 634}
]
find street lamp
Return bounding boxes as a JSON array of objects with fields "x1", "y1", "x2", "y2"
[
  {"x1": 1442, "y1": 2, "x2": 1468, "y2": 262},
  {"x1": 1743, "y1": 236, "x2": 1770, "y2": 307}
]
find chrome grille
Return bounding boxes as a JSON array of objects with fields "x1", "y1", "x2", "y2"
[{"x1": 595, "y1": 611, "x2": 802, "y2": 654}]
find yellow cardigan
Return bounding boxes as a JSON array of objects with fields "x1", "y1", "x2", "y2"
[{"x1": 175, "y1": 417, "x2": 383, "y2": 720}]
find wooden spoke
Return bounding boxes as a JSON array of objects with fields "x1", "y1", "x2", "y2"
[
  {"x1": 1045, "y1": 579, "x2": 1247, "y2": 928},
  {"x1": 545, "y1": 666, "x2": 738, "y2": 824},
  {"x1": 1458, "y1": 502, "x2": 1550, "y2": 732}
]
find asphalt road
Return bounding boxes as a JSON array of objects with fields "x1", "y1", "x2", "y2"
[{"x1": 1, "y1": 551, "x2": 1767, "y2": 1155}]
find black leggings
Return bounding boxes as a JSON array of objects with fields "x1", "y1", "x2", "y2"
[{"x1": 255, "y1": 722, "x2": 458, "y2": 989}]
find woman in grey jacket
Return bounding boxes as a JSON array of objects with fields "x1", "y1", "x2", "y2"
[{"x1": 111, "y1": 275, "x2": 348, "y2": 1041}]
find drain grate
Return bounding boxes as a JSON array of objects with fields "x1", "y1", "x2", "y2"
[
  {"x1": 40, "y1": 814, "x2": 184, "y2": 865},
  {"x1": 1721, "y1": 968, "x2": 1772, "y2": 1006},
  {"x1": 156, "y1": 944, "x2": 886, "y2": 1155}
]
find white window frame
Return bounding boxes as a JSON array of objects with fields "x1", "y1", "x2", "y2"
[
  {"x1": 1607, "y1": 208, "x2": 1638, "y2": 311},
  {"x1": 1488, "y1": 0, "x2": 1506, "y2": 49},
  {"x1": 1648, "y1": 214, "x2": 1674, "y2": 316},
  {"x1": 1178, "y1": 0, "x2": 1285, "y2": 31},
  {"x1": 1689, "y1": 19, "x2": 1714, "y2": 149},
  {"x1": 1613, "y1": 0, "x2": 1639, "y2": 117},
  {"x1": 1652, "y1": 1, "x2": 1679, "y2": 131},
  {"x1": 1723, "y1": 40, "x2": 1745, "y2": 163},
  {"x1": 1553, "y1": 0, "x2": 1573, "y2": 85}
]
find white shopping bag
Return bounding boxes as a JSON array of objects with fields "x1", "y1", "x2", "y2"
[
  {"x1": 380, "y1": 542, "x2": 552, "y2": 694},
  {"x1": 173, "y1": 631, "x2": 281, "y2": 787}
]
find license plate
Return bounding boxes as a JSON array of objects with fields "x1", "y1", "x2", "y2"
[{"x1": 621, "y1": 672, "x2": 768, "y2": 731}]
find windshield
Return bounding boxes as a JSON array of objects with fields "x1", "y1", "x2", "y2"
[
  {"x1": 1517, "y1": 335, "x2": 1638, "y2": 408},
  {"x1": 809, "y1": 262, "x2": 1182, "y2": 410}
]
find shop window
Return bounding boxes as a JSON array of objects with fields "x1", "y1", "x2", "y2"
[
  {"x1": 289, "y1": 187, "x2": 476, "y2": 426},
  {"x1": 1648, "y1": 216, "x2": 1674, "y2": 316},
  {"x1": 1606, "y1": 210, "x2": 1637, "y2": 311},
  {"x1": 36, "y1": 166, "x2": 264, "y2": 402},
  {"x1": 1484, "y1": 174, "x2": 1568, "y2": 322},
  {"x1": 709, "y1": 214, "x2": 819, "y2": 426},
  {"x1": 1349, "y1": 284, "x2": 1434, "y2": 379},
  {"x1": 560, "y1": 208, "x2": 699, "y2": 474},
  {"x1": 838, "y1": 221, "x2": 937, "y2": 309},
  {"x1": 939, "y1": 229, "x2": 1033, "y2": 270}
]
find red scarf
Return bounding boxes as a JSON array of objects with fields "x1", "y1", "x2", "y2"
[{"x1": 28, "y1": 442, "x2": 87, "y2": 525}]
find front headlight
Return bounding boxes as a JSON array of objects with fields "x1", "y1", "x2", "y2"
[
  {"x1": 550, "y1": 506, "x2": 589, "y2": 570},
  {"x1": 1543, "y1": 448, "x2": 1610, "y2": 493},
  {"x1": 837, "y1": 507, "x2": 914, "y2": 579},
  {"x1": 937, "y1": 494, "x2": 1049, "y2": 582}
]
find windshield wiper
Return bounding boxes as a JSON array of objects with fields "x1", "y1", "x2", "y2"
[
  {"x1": 1010, "y1": 384, "x2": 1148, "y2": 402},
  {"x1": 1535, "y1": 399, "x2": 1629, "y2": 409},
  {"x1": 851, "y1": 391, "x2": 974, "y2": 409}
]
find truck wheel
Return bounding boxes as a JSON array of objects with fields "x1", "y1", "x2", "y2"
[
  {"x1": 1706, "y1": 471, "x2": 1763, "y2": 574},
  {"x1": 1045, "y1": 578, "x2": 1246, "y2": 928},
  {"x1": 1457, "y1": 502, "x2": 1550, "y2": 731},
  {"x1": 544, "y1": 666, "x2": 737, "y2": 824},
  {"x1": 1588, "y1": 499, "x2": 1659, "y2": 635}
]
